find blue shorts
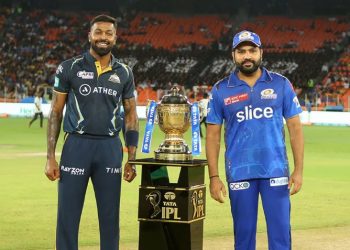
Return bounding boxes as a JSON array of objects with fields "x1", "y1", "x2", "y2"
[
  {"x1": 57, "y1": 134, "x2": 123, "y2": 250},
  {"x1": 228, "y1": 178, "x2": 291, "y2": 250}
]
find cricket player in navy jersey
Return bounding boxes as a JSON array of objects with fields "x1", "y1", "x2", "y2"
[
  {"x1": 44, "y1": 14, "x2": 138, "y2": 250},
  {"x1": 206, "y1": 30, "x2": 304, "y2": 250}
]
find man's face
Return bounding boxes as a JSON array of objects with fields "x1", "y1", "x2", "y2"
[
  {"x1": 232, "y1": 43, "x2": 262, "y2": 75},
  {"x1": 89, "y1": 22, "x2": 117, "y2": 56}
]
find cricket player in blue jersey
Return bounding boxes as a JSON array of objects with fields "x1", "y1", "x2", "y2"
[
  {"x1": 206, "y1": 30, "x2": 304, "y2": 250},
  {"x1": 44, "y1": 14, "x2": 138, "y2": 250}
]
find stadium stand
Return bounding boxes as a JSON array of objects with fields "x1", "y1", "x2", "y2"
[{"x1": 0, "y1": 4, "x2": 349, "y2": 110}]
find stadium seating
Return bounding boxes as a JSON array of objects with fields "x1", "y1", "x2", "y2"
[{"x1": 0, "y1": 7, "x2": 349, "y2": 111}]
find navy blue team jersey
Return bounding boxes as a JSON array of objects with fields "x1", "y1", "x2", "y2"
[
  {"x1": 54, "y1": 52, "x2": 135, "y2": 136},
  {"x1": 207, "y1": 67, "x2": 302, "y2": 182}
]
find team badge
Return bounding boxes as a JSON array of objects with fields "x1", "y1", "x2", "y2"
[
  {"x1": 238, "y1": 31, "x2": 254, "y2": 41},
  {"x1": 261, "y1": 89, "x2": 277, "y2": 99},
  {"x1": 108, "y1": 74, "x2": 120, "y2": 84}
]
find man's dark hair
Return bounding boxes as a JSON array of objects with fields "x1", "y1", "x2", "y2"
[{"x1": 90, "y1": 14, "x2": 117, "y2": 29}]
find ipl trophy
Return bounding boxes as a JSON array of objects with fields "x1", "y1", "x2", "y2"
[{"x1": 142, "y1": 86, "x2": 201, "y2": 161}]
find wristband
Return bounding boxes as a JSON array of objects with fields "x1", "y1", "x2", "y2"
[
  {"x1": 209, "y1": 175, "x2": 219, "y2": 179},
  {"x1": 125, "y1": 130, "x2": 139, "y2": 147}
]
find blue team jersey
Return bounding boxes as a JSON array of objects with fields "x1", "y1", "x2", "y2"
[
  {"x1": 207, "y1": 68, "x2": 302, "y2": 182},
  {"x1": 54, "y1": 52, "x2": 135, "y2": 137}
]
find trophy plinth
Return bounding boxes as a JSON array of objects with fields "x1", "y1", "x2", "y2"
[{"x1": 155, "y1": 87, "x2": 192, "y2": 161}]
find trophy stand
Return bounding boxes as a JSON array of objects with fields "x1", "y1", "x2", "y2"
[{"x1": 129, "y1": 158, "x2": 208, "y2": 250}]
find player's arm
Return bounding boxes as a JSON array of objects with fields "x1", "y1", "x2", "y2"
[
  {"x1": 206, "y1": 123, "x2": 226, "y2": 203},
  {"x1": 122, "y1": 97, "x2": 139, "y2": 182},
  {"x1": 286, "y1": 115, "x2": 304, "y2": 195},
  {"x1": 45, "y1": 91, "x2": 67, "y2": 181}
]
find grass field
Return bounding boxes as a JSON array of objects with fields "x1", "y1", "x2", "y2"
[{"x1": 0, "y1": 118, "x2": 349, "y2": 250}]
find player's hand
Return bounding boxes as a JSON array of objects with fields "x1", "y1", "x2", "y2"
[
  {"x1": 45, "y1": 158, "x2": 60, "y2": 181},
  {"x1": 209, "y1": 177, "x2": 227, "y2": 203},
  {"x1": 123, "y1": 162, "x2": 137, "y2": 182},
  {"x1": 288, "y1": 170, "x2": 303, "y2": 195}
]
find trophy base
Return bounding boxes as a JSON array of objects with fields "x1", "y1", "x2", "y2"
[{"x1": 155, "y1": 151, "x2": 192, "y2": 161}]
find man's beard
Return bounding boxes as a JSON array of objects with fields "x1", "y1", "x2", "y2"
[
  {"x1": 236, "y1": 58, "x2": 262, "y2": 75},
  {"x1": 91, "y1": 41, "x2": 114, "y2": 57}
]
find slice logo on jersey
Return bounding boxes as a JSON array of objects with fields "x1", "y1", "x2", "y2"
[
  {"x1": 230, "y1": 181, "x2": 250, "y2": 191},
  {"x1": 108, "y1": 74, "x2": 121, "y2": 84},
  {"x1": 261, "y1": 88, "x2": 277, "y2": 99},
  {"x1": 77, "y1": 71, "x2": 94, "y2": 79},
  {"x1": 270, "y1": 177, "x2": 288, "y2": 186},
  {"x1": 79, "y1": 84, "x2": 91, "y2": 96},
  {"x1": 224, "y1": 93, "x2": 248, "y2": 105},
  {"x1": 236, "y1": 105, "x2": 273, "y2": 122},
  {"x1": 293, "y1": 96, "x2": 301, "y2": 108}
]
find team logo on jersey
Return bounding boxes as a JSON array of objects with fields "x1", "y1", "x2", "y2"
[
  {"x1": 224, "y1": 93, "x2": 248, "y2": 105},
  {"x1": 230, "y1": 182, "x2": 250, "y2": 191},
  {"x1": 108, "y1": 74, "x2": 120, "y2": 83},
  {"x1": 261, "y1": 89, "x2": 277, "y2": 99},
  {"x1": 270, "y1": 177, "x2": 288, "y2": 186},
  {"x1": 293, "y1": 96, "x2": 301, "y2": 108},
  {"x1": 79, "y1": 84, "x2": 91, "y2": 96},
  {"x1": 77, "y1": 71, "x2": 94, "y2": 79}
]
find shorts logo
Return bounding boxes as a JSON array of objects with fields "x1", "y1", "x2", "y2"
[
  {"x1": 261, "y1": 89, "x2": 277, "y2": 99},
  {"x1": 106, "y1": 167, "x2": 121, "y2": 174},
  {"x1": 230, "y1": 182, "x2": 250, "y2": 191},
  {"x1": 108, "y1": 74, "x2": 120, "y2": 83},
  {"x1": 77, "y1": 71, "x2": 94, "y2": 79},
  {"x1": 79, "y1": 84, "x2": 91, "y2": 96},
  {"x1": 61, "y1": 165, "x2": 85, "y2": 175},
  {"x1": 270, "y1": 177, "x2": 288, "y2": 186},
  {"x1": 224, "y1": 93, "x2": 248, "y2": 105}
]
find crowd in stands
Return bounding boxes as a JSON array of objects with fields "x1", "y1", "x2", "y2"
[{"x1": 0, "y1": 5, "x2": 349, "y2": 110}]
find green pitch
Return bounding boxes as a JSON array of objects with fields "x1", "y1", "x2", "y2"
[{"x1": 0, "y1": 118, "x2": 349, "y2": 249}]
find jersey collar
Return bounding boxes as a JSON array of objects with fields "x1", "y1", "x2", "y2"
[
  {"x1": 85, "y1": 51, "x2": 118, "y2": 67},
  {"x1": 227, "y1": 67, "x2": 273, "y2": 87}
]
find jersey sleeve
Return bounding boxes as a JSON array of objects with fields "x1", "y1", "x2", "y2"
[
  {"x1": 122, "y1": 65, "x2": 135, "y2": 99},
  {"x1": 206, "y1": 86, "x2": 224, "y2": 125},
  {"x1": 283, "y1": 79, "x2": 303, "y2": 119},
  {"x1": 53, "y1": 61, "x2": 71, "y2": 93}
]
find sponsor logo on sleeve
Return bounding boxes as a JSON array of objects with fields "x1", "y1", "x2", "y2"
[
  {"x1": 293, "y1": 96, "x2": 301, "y2": 108},
  {"x1": 224, "y1": 93, "x2": 248, "y2": 105},
  {"x1": 261, "y1": 89, "x2": 277, "y2": 99},
  {"x1": 54, "y1": 77, "x2": 60, "y2": 87},
  {"x1": 230, "y1": 181, "x2": 250, "y2": 190},
  {"x1": 56, "y1": 65, "x2": 63, "y2": 75},
  {"x1": 270, "y1": 177, "x2": 289, "y2": 186}
]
